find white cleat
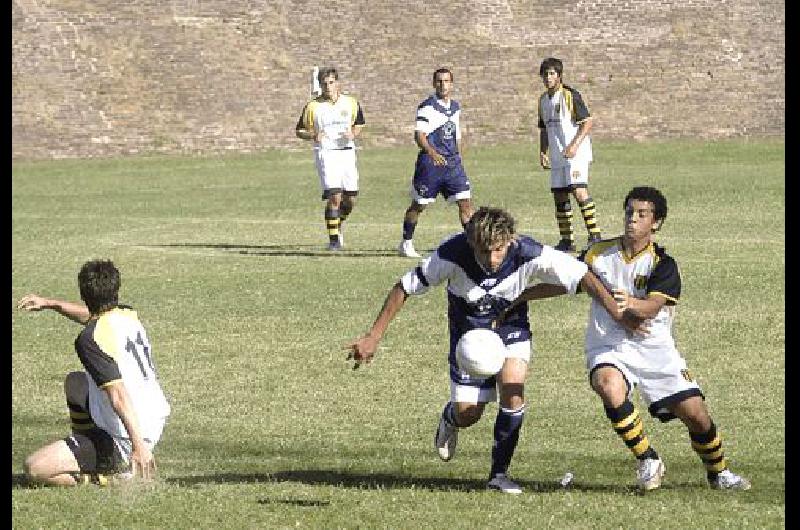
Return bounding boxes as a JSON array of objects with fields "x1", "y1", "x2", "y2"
[
  {"x1": 397, "y1": 239, "x2": 421, "y2": 258},
  {"x1": 636, "y1": 458, "x2": 666, "y2": 491},
  {"x1": 434, "y1": 415, "x2": 458, "y2": 461},
  {"x1": 709, "y1": 469, "x2": 751, "y2": 490},
  {"x1": 487, "y1": 473, "x2": 523, "y2": 494}
]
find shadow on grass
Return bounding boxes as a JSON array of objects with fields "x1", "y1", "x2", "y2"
[
  {"x1": 149, "y1": 243, "x2": 425, "y2": 258},
  {"x1": 166, "y1": 469, "x2": 642, "y2": 494}
]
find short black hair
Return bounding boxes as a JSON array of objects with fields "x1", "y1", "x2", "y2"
[
  {"x1": 624, "y1": 186, "x2": 668, "y2": 224},
  {"x1": 433, "y1": 68, "x2": 453, "y2": 83},
  {"x1": 317, "y1": 67, "x2": 339, "y2": 84},
  {"x1": 78, "y1": 259, "x2": 120, "y2": 315},
  {"x1": 539, "y1": 57, "x2": 563, "y2": 77}
]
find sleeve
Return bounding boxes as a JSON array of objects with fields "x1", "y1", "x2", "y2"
[
  {"x1": 353, "y1": 100, "x2": 365, "y2": 126},
  {"x1": 526, "y1": 245, "x2": 588, "y2": 294},
  {"x1": 75, "y1": 329, "x2": 122, "y2": 388},
  {"x1": 415, "y1": 104, "x2": 435, "y2": 134},
  {"x1": 647, "y1": 256, "x2": 681, "y2": 305},
  {"x1": 537, "y1": 96, "x2": 545, "y2": 129},
  {"x1": 400, "y1": 251, "x2": 453, "y2": 295},
  {"x1": 297, "y1": 102, "x2": 314, "y2": 131},
  {"x1": 570, "y1": 88, "x2": 591, "y2": 123}
]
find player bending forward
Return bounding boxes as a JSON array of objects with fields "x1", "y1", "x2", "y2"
[
  {"x1": 502, "y1": 186, "x2": 750, "y2": 491},
  {"x1": 348, "y1": 206, "x2": 631, "y2": 493}
]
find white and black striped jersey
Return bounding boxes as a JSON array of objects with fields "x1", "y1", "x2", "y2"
[
  {"x1": 580, "y1": 238, "x2": 681, "y2": 352},
  {"x1": 537, "y1": 84, "x2": 593, "y2": 168},
  {"x1": 415, "y1": 96, "x2": 462, "y2": 157},
  {"x1": 75, "y1": 306, "x2": 171, "y2": 444}
]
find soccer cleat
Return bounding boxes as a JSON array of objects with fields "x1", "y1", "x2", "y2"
[
  {"x1": 588, "y1": 233, "x2": 602, "y2": 245},
  {"x1": 636, "y1": 457, "x2": 665, "y2": 491},
  {"x1": 434, "y1": 415, "x2": 458, "y2": 461},
  {"x1": 327, "y1": 240, "x2": 343, "y2": 251},
  {"x1": 554, "y1": 239, "x2": 576, "y2": 252},
  {"x1": 398, "y1": 239, "x2": 421, "y2": 258},
  {"x1": 487, "y1": 473, "x2": 523, "y2": 494},
  {"x1": 338, "y1": 225, "x2": 345, "y2": 247},
  {"x1": 709, "y1": 469, "x2": 751, "y2": 490}
]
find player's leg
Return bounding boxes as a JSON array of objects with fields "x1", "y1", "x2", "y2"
[
  {"x1": 487, "y1": 345, "x2": 529, "y2": 494},
  {"x1": 24, "y1": 372, "x2": 96, "y2": 486},
  {"x1": 551, "y1": 178, "x2": 575, "y2": 252},
  {"x1": 455, "y1": 198, "x2": 474, "y2": 228},
  {"x1": 338, "y1": 151, "x2": 360, "y2": 246},
  {"x1": 571, "y1": 179, "x2": 601, "y2": 245},
  {"x1": 399, "y1": 155, "x2": 438, "y2": 257},
  {"x1": 316, "y1": 150, "x2": 345, "y2": 250},
  {"x1": 444, "y1": 158, "x2": 473, "y2": 229},
  {"x1": 323, "y1": 190, "x2": 344, "y2": 250},
  {"x1": 668, "y1": 392, "x2": 751, "y2": 490},
  {"x1": 590, "y1": 362, "x2": 664, "y2": 491},
  {"x1": 435, "y1": 385, "x2": 488, "y2": 462}
]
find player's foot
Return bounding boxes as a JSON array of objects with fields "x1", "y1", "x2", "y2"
[
  {"x1": 487, "y1": 473, "x2": 523, "y2": 494},
  {"x1": 398, "y1": 239, "x2": 421, "y2": 258},
  {"x1": 636, "y1": 457, "x2": 665, "y2": 491},
  {"x1": 337, "y1": 227, "x2": 344, "y2": 247},
  {"x1": 434, "y1": 414, "x2": 458, "y2": 461},
  {"x1": 327, "y1": 240, "x2": 343, "y2": 251},
  {"x1": 709, "y1": 469, "x2": 751, "y2": 490},
  {"x1": 554, "y1": 239, "x2": 576, "y2": 253},
  {"x1": 587, "y1": 233, "x2": 602, "y2": 245},
  {"x1": 74, "y1": 471, "x2": 133, "y2": 486}
]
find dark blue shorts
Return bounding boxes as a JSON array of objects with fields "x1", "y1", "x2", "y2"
[{"x1": 411, "y1": 152, "x2": 471, "y2": 204}]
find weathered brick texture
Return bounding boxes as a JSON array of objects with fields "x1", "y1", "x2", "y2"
[{"x1": 12, "y1": 0, "x2": 784, "y2": 159}]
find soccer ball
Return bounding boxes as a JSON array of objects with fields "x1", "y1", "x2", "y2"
[{"x1": 455, "y1": 328, "x2": 506, "y2": 377}]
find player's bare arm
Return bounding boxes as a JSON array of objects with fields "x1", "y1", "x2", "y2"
[
  {"x1": 346, "y1": 282, "x2": 409, "y2": 368},
  {"x1": 415, "y1": 130, "x2": 447, "y2": 166},
  {"x1": 493, "y1": 282, "x2": 567, "y2": 327},
  {"x1": 613, "y1": 289, "x2": 668, "y2": 320},
  {"x1": 16, "y1": 294, "x2": 91, "y2": 325},
  {"x1": 348, "y1": 124, "x2": 365, "y2": 140},
  {"x1": 539, "y1": 129, "x2": 550, "y2": 169},
  {"x1": 563, "y1": 117, "x2": 593, "y2": 159},
  {"x1": 104, "y1": 381, "x2": 156, "y2": 479}
]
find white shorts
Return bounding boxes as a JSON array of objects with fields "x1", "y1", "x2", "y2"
[
  {"x1": 450, "y1": 340, "x2": 531, "y2": 404},
  {"x1": 550, "y1": 159, "x2": 590, "y2": 190},
  {"x1": 586, "y1": 341, "x2": 703, "y2": 421},
  {"x1": 315, "y1": 148, "x2": 359, "y2": 193}
]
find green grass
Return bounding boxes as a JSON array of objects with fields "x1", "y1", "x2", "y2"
[{"x1": 12, "y1": 139, "x2": 784, "y2": 528}]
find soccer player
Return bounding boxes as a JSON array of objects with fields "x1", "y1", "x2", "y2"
[
  {"x1": 348, "y1": 206, "x2": 631, "y2": 493},
  {"x1": 537, "y1": 57, "x2": 601, "y2": 252},
  {"x1": 17, "y1": 260, "x2": 171, "y2": 486},
  {"x1": 296, "y1": 67, "x2": 366, "y2": 251},
  {"x1": 503, "y1": 187, "x2": 751, "y2": 491},
  {"x1": 397, "y1": 68, "x2": 473, "y2": 258}
]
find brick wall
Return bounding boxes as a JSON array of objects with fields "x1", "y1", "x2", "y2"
[{"x1": 12, "y1": 0, "x2": 784, "y2": 159}]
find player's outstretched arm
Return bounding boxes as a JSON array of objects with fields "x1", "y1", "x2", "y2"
[
  {"x1": 16, "y1": 294, "x2": 91, "y2": 325},
  {"x1": 581, "y1": 274, "x2": 649, "y2": 335},
  {"x1": 346, "y1": 282, "x2": 409, "y2": 369},
  {"x1": 494, "y1": 283, "x2": 567, "y2": 326}
]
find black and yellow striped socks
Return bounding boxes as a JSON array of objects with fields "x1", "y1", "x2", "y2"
[
  {"x1": 324, "y1": 207, "x2": 340, "y2": 243},
  {"x1": 68, "y1": 401, "x2": 94, "y2": 432},
  {"x1": 555, "y1": 201, "x2": 574, "y2": 244},
  {"x1": 690, "y1": 423, "x2": 728, "y2": 480},
  {"x1": 605, "y1": 400, "x2": 659, "y2": 460},
  {"x1": 578, "y1": 197, "x2": 601, "y2": 240}
]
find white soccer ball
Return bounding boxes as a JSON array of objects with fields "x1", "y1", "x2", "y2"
[{"x1": 455, "y1": 328, "x2": 506, "y2": 377}]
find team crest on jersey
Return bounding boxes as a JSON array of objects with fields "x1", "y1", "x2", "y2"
[
  {"x1": 554, "y1": 103, "x2": 561, "y2": 114},
  {"x1": 634, "y1": 275, "x2": 648, "y2": 290},
  {"x1": 571, "y1": 171, "x2": 581, "y2": 179},
  {"x1": 470, "y1": 294, "x2": 503, "y2": 316},
  {"x1": 480, "y1": 278, "x2": 498, "y2": 288},
  {"x1": 442, "y1": 120, "x2": 455, "y2": 139},
  {"x1": 681, "y1": 369, "x2": 694, "y2": 382}
]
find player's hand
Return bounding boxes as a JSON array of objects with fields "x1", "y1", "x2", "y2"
[
  {"x1": 129, "y1": 445, "x2": 156, "y2": 480},
  {"x1": 492, "y1": 304, "x2": 516, "y2": 328},
  {"x1": 562, "y1": 144, "x2": 578, "y2": 159},
  {"x1": 314, "y1": 130, "x2": 327, "y2": 143},
  {"x1": 539, "y1": 152, "x2": 550, "y2": 169},
  {"x1": 429, "y1": 150, "x2": 447, "y2": 166},
  {"x1": 345, "y1": 335, "x2": 378, "y2": 370},
  {"x1": 341, "y1": 128, "x2": 355, "y2": 140},
  {"x1": 621, "y1": 313, "x2": 651, "y2": 338},
  {"x1": 17, "y1": 294, "x2": 50, "y2": 312},
  {"x1": 612, "y1": 289, "x2": 630, "y2": 316}
]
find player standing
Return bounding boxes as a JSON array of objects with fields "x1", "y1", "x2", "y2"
[
  {"x1": 296, "y1": 67, "x2": 366, "y2": 251},
  {"x1": 537, "y1": 57, "x2": 601, "y2": 252},
  {"x1": 397, "y1": 68, "x2": 473, "y2": 258}
]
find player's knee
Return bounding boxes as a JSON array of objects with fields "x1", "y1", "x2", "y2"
[
  {"x1": 455, "y1": 404, "x2": 484, "y2": 427},
  {"x1": 23, "y1": 453, "x2": 46, "y2": 482},
  {"x1": 590, "y1": 371, "x2": 625, "y2": 402}
]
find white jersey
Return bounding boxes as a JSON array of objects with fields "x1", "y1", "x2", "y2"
[
  {"x1": 537, "y1": 84, "x2": 593, "y2": 169},
  {"x1": 298, "y1": 94, "x2": 365, "y2": 151},
  {"x1": 75, "y1": 307, "x2": 171, "y2": 444},
  {"x1": 581, "y1": 238, "x2": 681, "y2": 353}
]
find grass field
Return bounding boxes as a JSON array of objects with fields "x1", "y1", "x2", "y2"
[{"x1": 12, "y1": 139, "x2": 784, "y2": 528}]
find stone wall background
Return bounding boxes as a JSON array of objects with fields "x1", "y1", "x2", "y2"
[{"x1": 12, "y1": 0, "x2": 784, "y2": 160}]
